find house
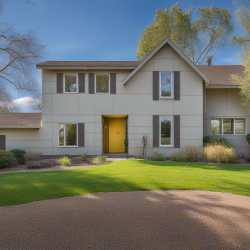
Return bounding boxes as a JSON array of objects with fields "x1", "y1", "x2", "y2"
[{"x1": 0, "y1": 37, "x2": 249, "y2": 157}]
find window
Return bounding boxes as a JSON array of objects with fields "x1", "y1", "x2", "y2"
[
  {"x1": 96, "y1": 74, "x2": 109, "y2": 93},
  {"x1": 160, "y1": 116, "x2": 172, "y2": 146},
  {"x1": 59, "y1": 124, "x2": 77, "y2": 146},
  {"x1": 160, "y1": 72, "x2": 173, "y2": 98},
  {"x1": 211, "y1": 118, "x2": 245, "y2": 135},
  {"x1": 64, "y1": 74, "x2": 78, "y2": 93}
]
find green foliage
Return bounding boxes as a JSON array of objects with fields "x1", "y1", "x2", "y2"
[
  {"x1": 204, "y1": 145, "x2": 237, "y2": 163},
  {"x1": 161, "y1": 90, "x2": 171, "y2": 96},
  {"x1": 0, "y1": 150, "x2": 14, "y2": 169},
  {"x1": 96, "y1": 74, "x2": 109, "y2": 93},
  {"x1": 137, "y1": 3, "x2": 233, "y2": 64},
  {"x1": 10, "y1": 149, "x2": 26, "y2": 165},
  {"x1": 148, "y1": 151, "x2": 166, "y2": 161},
  {"x1": 124, "y1": 136, "x2": 129, "y2": 153},
  {"x1": 203, "y1": 136, "x2": 232, "y2": 148},
  {"x1": 90, "y1": 155, "x2": 108, "y2": 165},
  {"x1": 245, "y1": 133, "x2": 250, "y2": 145},
  {"x1": 81, "y1": 151, "x2": 88, "y2": 161},
  {"x1": 62, "y1": 156, "x2": 71, "y2": 166},
  {"x1": 25, "y1": 151, "x2": 42, "y2": 161}
]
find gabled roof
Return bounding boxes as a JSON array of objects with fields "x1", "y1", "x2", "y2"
[
  {"x1": 36, "y1": 61, "x2": 140, "y2": 69},
  {"x1": 0, "y1": 113, "x2": 41, "y2": 128},
  {"x1": 122, "y1": 37, "x2": 210, "y2": 85},
  {"x1": 197, "y1": 65, "x2": 243, "y2": 86}
]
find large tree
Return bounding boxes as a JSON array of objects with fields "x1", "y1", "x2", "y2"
[
  {"x1": 136, "y1": 4, "x2": 234, "y2": 64},
  {"x1": 0, "y1": 0, "x2": 44, "y2": 112}
]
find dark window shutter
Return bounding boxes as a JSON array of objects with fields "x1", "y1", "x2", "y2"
[
  {"x1": 153, "y1": 115, "x2": 159, "y2": 147},
  {"x1": 79, "y1": 73, "x2": 85, "y2": 93},
  {"x1": 174, "y1": 115, "x2": 180, "y2": 148},
  {"x1": 174, "y1": 71, "x2": 180, "y2": 100},
  {"x1": 153, "y1": 71, "x2": 159, "y2": 100},
  {"x1": 110, "y1": 73, "x2": 116, "y2": 94},
  {"x1": 78, "y1": 123, "x2": 85, "y2": 147},
  {"x1": 0, "y1": 135, "x2": 6, "y2": 151},
  {"x1": 57, "y1": 73, "x2": 63, "y2": 93},
  {"x1": 89, "y1": 73, "x2": 94, "y2": 94}
]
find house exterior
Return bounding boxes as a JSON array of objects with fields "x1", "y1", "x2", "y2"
[{"x1": 0, "y1": 37, "x2": 249, "y2": 157}]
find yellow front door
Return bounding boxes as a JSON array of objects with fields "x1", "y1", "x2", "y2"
[{"x1": 109, "y1": 118, "x2": 126, "y2": 153}]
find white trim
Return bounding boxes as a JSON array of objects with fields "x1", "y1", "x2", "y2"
[
  {"x1": 210, "y1": 118, "x2": 246, "y2": 135},
  {"x1": 58, "y1": 123, "x2": 78, "y2": 147},
  {"x1": 159, "y1": 116, "x2": 173, "y2": 147},
  {"x1": 122, "y1": 37, "x2": 210, "y2": 85},
  {"x1": 159, "y1": 72, "x2": 174, "y2": 99},
  {"x1": 95, "y1": 73, "x2": 110, "y2": 94},
  {"x1": 0, "y1": 126, "x2": 41, "y2": 128},
  {"x1": 63, "y1": 73, "x2": 78, "y2": 93}
]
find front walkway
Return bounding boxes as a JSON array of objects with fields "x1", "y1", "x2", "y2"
[{"x1": 0, "y1": 190, "x2": 249, "y2": 249}]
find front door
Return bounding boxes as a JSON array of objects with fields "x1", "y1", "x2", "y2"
[{"x1": 108, "y1": 118, "x2": 126, "y2": 153}]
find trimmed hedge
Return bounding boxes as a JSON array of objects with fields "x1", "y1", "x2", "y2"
[
  {"x1": 0, "y1": 150, "x2": 14, "y2": 169},
  {"x1": 10, "y1": 149, "x2": 26, "y2": 165}
]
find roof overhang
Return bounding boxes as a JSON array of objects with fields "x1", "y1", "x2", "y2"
[
  {"x1": 0, "y1": 126, "x2": 41, "y2": 129},
  {"x1": 36, "y1": 65, "x2": 137, "y2": 70},
  {"x1": 206, "y1": 85, "x2": 240, "y2": 89},
  {"x1": 122, "y1": 37, "x2": 210, "y2": 85}
]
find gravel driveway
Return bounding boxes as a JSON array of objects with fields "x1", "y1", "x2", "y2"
[{"x1": 0, "y1": 190, "x2": 250, "y2": 250}]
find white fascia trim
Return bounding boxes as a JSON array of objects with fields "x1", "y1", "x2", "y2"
[{"x1": 122, "y1": 37, "x2": 210, "y2": 85}]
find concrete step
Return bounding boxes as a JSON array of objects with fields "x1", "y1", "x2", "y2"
[{"x1": 103, "y1": 153, "x2": 128, "y2": 158}]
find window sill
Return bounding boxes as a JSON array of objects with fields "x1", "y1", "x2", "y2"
[
  {"x1": 58, "y1": 146, "x2": 78, "y2": 148},
  {"x1": 159, "y1": 145, "x2": 174, "y2": 147},
  {"x1": 160, "y1": 97, "x2": 174, "y2": 100}
]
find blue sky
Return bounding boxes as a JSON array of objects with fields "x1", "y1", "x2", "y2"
[{"x1": 0, "y1": 0, "x2": 245, "y2": 111}]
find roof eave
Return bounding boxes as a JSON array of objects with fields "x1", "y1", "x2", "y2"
[
  {"x1": 36, "y1": 65, "x2": 138, "y2": 70},
  {"x1": 0, "y1": 126, "x2": 41, "y2": 129},
  {"x1": 122, "y1": 37, "x2": 210, "y2": 85}
]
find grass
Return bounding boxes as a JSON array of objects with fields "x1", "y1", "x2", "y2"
[{"x1": 0, "y1": 160, "x2": 250, "y2": 207}]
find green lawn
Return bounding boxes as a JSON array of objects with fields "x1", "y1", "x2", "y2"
[{"x1": 1, "y1": 160, "x2": 250, "y2": 207}]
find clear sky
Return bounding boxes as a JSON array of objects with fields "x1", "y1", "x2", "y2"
[{"x1": 0, "y1": 0, "x2": 245, "y2": 111}]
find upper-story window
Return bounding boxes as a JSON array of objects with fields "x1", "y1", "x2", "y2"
[
  {"x1": 160, "y1": 72, "x2": 173, "y2": 98},
  {"x1": 96, "y1": 74, "x2": 109, "y2": 93},
  {"x1": 64, "y1": 74, "x2": 78, "y2": 93}
]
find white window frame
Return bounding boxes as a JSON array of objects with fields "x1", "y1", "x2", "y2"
[
  {"x1": 159, "y1": 72, "x2": 174, "y2": 99},
  {"x1": 58, "y1": 123, "x2": 78, "y2": 147},
  {"x1": 63, "y1": 73, "x2": 78, "y2": 93},
  {"x1": 210, "y1": 118, "x2": 246, "y2": 135},
  {"x1": 159, "y1": 116, "x2": 174, "y2": 147},
  {"x1": 95, "y1": 73, "x2": 110, "y2": 94}
]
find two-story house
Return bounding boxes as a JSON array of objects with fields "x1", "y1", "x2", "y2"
[{"x1": 0, "y1": 37, "x2": 249, "y2": 157}]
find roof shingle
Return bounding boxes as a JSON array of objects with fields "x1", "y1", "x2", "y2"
[
  {"x1": 0, "y1": 113, "x2": 41, "y2": 127},
  {"x1": 197, "y1": 65, "x2": 244, "y2": 85}
]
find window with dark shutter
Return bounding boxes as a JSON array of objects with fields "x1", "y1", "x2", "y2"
[
  {"x1": 89, "y1": 73, "x2": 94, "y2": 94},
  {"x1": 79, "y1": 73, "x2": 85, "y2": 93},
  {"x1": 174, "y1": 71, "x2": 180, "y2": 100},
  {"x1": 153, "y1": 71, "x2": 159, "y2": 100},
  {"x1": 0, "y1": 135, "x2": 6, "y2": 151},
  {"x1": 153, "y1": 115, "x2": 159, "y2": 147},
  {"x1": 110, "y1": 73, "x2": 116, "y2": 94},
  {"x1": 174, "y1": 115, "x2": 180, "y2": 148},
  {"x1": 57, "y1": 73, "x2": 63, "y2": 93},
  {"x1": 78, "y1": 123, "x2": 85, "y2": 147}
]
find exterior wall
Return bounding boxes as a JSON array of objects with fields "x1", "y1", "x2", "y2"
[
  {"x1": 1, "y1": 44, "x2": 204, "y2": 156},
  {"x1": 204, "y1": 88, "x2": 250, "y2": 157}
]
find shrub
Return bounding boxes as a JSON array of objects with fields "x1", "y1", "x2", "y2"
[
  {"x1": 245, "y1": 133, "x2": 250, "y2": 145},
  {"x1": 0, "y1": 150, "x2": 14, "y2": 169},
  {"x1": 62, "y1": 156, "x2": 71, "y2": 166},
  {"x1": 10, "y1": 149, "x2": 26, "y2": 165},
  {"x1": 28, "y1": 162, "x2": 41, "y2": 169},
  {"x1": 81, "y1": 151, "x2": 88, "y2": 161},
  {"x1": 169, "y1": 152, "x2": 183, "y2": 162},
  {"x1": 203, "y1": 136, "x2": 232, "y2": 148},
  {"x1": 90, "y1": 155, "x2": 108, "y2": 165},
  {"x1": 182, "y1": 144, "x2": 203, "y2": 163},
  {"x1": 204, "y1": 145, "x2": 236, "y2": 163},
  {"x1": 148, "y1": 151, "x2": 166, "y2": 161},
  {"x1": 25, "y1": 151, "x2": 42, "y2": 161}
]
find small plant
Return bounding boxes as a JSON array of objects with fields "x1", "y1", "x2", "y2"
[
  {"x1": 245, "y1": 133, "x2": 250, "y2": 146},
  {"x1": 204, "y1": 145, "x2": 236, "y2": 163},
  {"x1": 10, "y1": 149, "x2": 26, "y2": 165},
  {"x1": 124, "y1": 136, "x2": 128, "y2": 153},
  {"x1": 148, "y1": 151, "x2": 166, "y2": 161},
  {"x1": 81, "y1": 151, "x2": 88, "y2": 161},
  {"x1": 62, "y1": 156, "x2": 71, "y2": 166},
  {"x1": 0, "y1": 150, "x2": 14, "y2": 168},
  {"x1": 169, "y1": 152, "x2": 183, "y2": 162},
  {"x1": 25, "y1": 151, "x2": 42, "y2": 161},
  {"x1": 90, "y1": 155, "x2": 108, "y2": 165},
  {"x1": 182, "y1": 144, "x2": 203, "y2": 163}
]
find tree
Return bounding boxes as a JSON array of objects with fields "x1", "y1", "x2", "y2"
[
  {"x1": 0, "y1": 83, "x2": 20, "y2": 112},
  {"x1": 27, "y1": 92, "x2": 42, "y2": 112},
  {"x1": 136, "y1": 4, "x2": 234, "y2": 64},
  {"x1": 0, "y1": 0, "x2": 44, "y2": 112}
]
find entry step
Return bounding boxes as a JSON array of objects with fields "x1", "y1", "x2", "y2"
[{"x1": 103, "y1": 153, "x2": 128, "y2": 158}]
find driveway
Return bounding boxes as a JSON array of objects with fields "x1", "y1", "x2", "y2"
[{"x1": 0, "y1": 190, "x2": 250, "y2": 249}]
